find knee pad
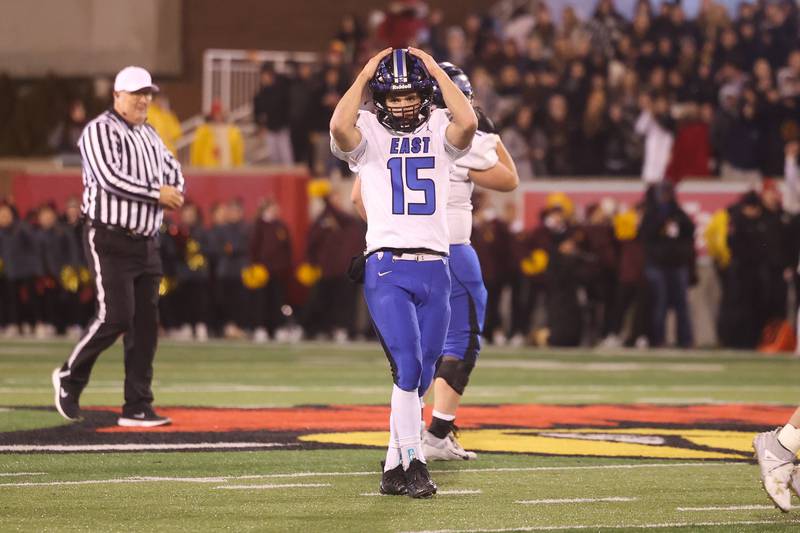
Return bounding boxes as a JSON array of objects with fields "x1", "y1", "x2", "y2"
[{"x1": 434, "y1": 356, "x2": 474, "y2": 395}]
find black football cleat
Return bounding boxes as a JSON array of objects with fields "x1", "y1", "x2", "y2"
[
  {"x1": 379, "y1": 461, "x2": 408, "y2": 495},
  {"x1": 52, "y1": 367, "x2": 81, "y2": 421},
  {"x1": 404, "y1": 459, "x2": 437, "y2": 498}
]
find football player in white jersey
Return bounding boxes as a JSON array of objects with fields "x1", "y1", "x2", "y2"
[
  {"x1": 330, "y1": 47, "x2": 477, "y2": 498},
  {"x1": 421, "y1": 63, "x2": 519, "y2": 461},
  {"x1": 351, "y1": 63, "x2": 519, "y2": 462}
]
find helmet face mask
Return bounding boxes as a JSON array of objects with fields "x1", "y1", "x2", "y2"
[
  {"x1": 384, "y1": 91, "x2": 423, "y2": 130},
  {"x1": 370, "y1": 49, "x2": 433, "y2": 133}
]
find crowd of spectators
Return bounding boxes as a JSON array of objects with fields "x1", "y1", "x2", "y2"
[
  {"x1": 3, "y1": 154, "x2": 798, "y2": 349},
  {"x1": 4, "y1": 0, "x2": 799, "y2": 181},
  {"x1": 3, "y1": 0, "x2": 800, "y2": 349},
  {"x1": 252, "y1": 0, "x2": 800, "y2": 182},
  {"x1": 466, "y1": 158, "x2": 799, "y2": 350},
  {"x1": 0, "y1": 190, "x2": 368, "y2": 344}
]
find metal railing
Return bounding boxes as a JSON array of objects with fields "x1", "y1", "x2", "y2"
[
  {"x1": 201, "y1": 48, "x2": 318, "y2": 116},
  {"x1": 174, "y1": 49, "x2": 319, "y2": 164}
]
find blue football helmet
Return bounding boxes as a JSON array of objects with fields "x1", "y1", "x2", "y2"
[
  {"x1": 369, "y1": 49, "x2": 434, "y2": 133},
  {"x1": 432, "y1": 62, "x2": 473, "y2": 108}
]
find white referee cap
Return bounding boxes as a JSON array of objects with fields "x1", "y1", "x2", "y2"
[{"x1": 114, "y1": 66, "x2": 160, "y2": 93}]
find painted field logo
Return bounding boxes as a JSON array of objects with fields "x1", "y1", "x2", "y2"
[{"x1": 0, "y1": 403, "x2": 793, "y2": 456}]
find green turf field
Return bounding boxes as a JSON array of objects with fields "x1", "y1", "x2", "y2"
[{"x1": 2, "y1": 340, "x2": 800, "y2": 532}]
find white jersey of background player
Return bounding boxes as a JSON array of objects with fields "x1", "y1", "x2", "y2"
[{"x1": 421, "y1": 63, "x2": 519, "y2": 462}]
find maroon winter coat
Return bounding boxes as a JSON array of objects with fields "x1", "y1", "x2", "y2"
[
  {"x1": 471, "y1": 218, "x2": 512, "y2": 284},
  {"x1": 307, "y1": 202, "x2": 366, "y2": 280},
  {"x1": 249, "y1": 219, "x2": 293, "y2": 280},
  {"x1": 617, "y1": 239, "x2": 645, "y2": 284}
]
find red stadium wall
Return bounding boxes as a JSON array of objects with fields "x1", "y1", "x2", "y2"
[{"x1": 11, "y1": 170, "x2": 310, "y2": 264}]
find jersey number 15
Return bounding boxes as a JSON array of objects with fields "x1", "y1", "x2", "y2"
[{"x1": 387, "y1": 156, "x2": 436, "y2": 215}]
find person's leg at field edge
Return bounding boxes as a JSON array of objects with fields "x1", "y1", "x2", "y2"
[{"x1": 424, "y1": 246, "x2": 484, "y2": 460}]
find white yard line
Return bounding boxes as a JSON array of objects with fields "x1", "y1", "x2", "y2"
[
  {"x1": 479, "y1": 360, "x2": 724, "y2": 372},
  {"x1": 215, "y1": 483, "x2": 332, "y2": 490},
  {"x1": 676, "y1": 504, "x2": 777, "y2": 511},
  {"x1": 132, "y1": 476, "x2": 227, "y2": 483},
  {"x1": 226, "y1": 462, "x2": 741, "y2": 481},
  {"x1": 437, "y1": 462, "x2": 741, "y2": 475},
  {"x1": 0, "y1": 442, "x2": 296, "y2": 453},
  {"x1": 1, "y1": 479, "x2": 155, "y2": 487},
  {"x1": 361, "y1": 489, "x2": 482, "y2": 496},
  {"x1": 0, "y1": 462, "x2": 741, "y2": 489},
  {"x1": 0, "y1": 472, "x2": 46, "y2": 477},
  {"x1": 516, "y1": 497, "x2": 637, "y2": 505},
  {"x1": 0, "y1": 383, "x2": 796, "y2": 394},
  {"x1": 0, "y1": 385, "x2": 385, "y2": 394},
  {"x1": 400, "y1": 518, "x2": 800, "y2": 533}
]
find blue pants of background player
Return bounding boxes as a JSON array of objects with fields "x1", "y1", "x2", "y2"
[
  {"x1": 442, "y1": 244, "x2": 487, "y2": 366},
  {"x1": 364, "y1": 251, "x2": 451, "y2": 393}
]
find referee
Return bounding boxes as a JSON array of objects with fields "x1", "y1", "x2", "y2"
[{"x1": 51, "y1": 66, "x2": 185, "y2": 427}]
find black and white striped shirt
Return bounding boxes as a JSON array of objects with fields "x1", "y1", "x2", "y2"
[{"x1": 78, "y1": 109, "x2": 184, "y2": 237}]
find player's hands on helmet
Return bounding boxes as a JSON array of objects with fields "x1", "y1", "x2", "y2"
[
  {"x1": 360, "y1": 47, "x2": 392, "y2": 79},
  {"x1": 407, "y1": 47, "x2": 438, "y2": 72}
]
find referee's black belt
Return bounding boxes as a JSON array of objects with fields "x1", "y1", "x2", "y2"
[{"x1": 85, "y1": 219, "x2": 152, "y2": 241}]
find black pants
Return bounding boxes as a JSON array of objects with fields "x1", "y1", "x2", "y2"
[
  {"x1": 303, "y1": 276, "x2": 357, "y2": 337},
  {"x1": 509, "y1": 277, "x2": 546, "y2": 337},
  {"x1": 608, "y1": 281, "x2": 650, "y2": 343},
  {"x1": 59, "y1": 226, "x2": 162, "y2": 413},
  {"x1": 483, "y1": 279, "x2": 505, "y2": 340},
  {"x1": 175, "y1": 279, "x2": 211, "y2": 327},
  {"x1": 0, "y1": 278, "x2": 16, "y2": 327},
  {"x1": 213, "y1": 279, "x2": 248, "y2": 329},
  {"x1": 256, "y1": 279, "x2": 287, "y2": 336}
]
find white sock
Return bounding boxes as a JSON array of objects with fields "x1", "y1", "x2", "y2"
[
  {"x1": 419, "y1": 398, "x2": 425, "y2": 433},
  {"x1": 778, "y1": 424, "x2": 800, "y2": 455},
  {"x1": 384, "y1": 412, "x2": 401, "y2": 471},
  {"x1": 432, "y1": 409, "x2": 456, "y2": 422},
  {"x1": 392, "y1": 384, "x2": 424, "y2": 469}
]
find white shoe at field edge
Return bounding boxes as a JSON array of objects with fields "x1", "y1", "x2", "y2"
[
  {"x1": 492, "y1": 330, "x2": 508, "y2": 346},
  {"x1": 253, "y1": 327, "x2": 269, "y2": 344},
  {"x1": 172, "y1": 324, "x2": 193, "y2": 341},
  {"x1": 753, "y1": 428, "x2": 796, "y2": 512},
  {"x1": 195, "y1": 323, "x2": 209, "y2": 342},
  {"x1": 333, "y1": 328, "x2": 349, "y2": 344},
  {"x1": 508, "y1": 334, "x2": 525, "y2": 348},
  {"x1": 598, "y1": 334, "x2": 622, "y2": 349},
  {"x1": 3, "y1": 325, "x2": 20, "y2": 339},
  {"x1": 65, "y1": 325, "x2": 83, "y2": 340}
]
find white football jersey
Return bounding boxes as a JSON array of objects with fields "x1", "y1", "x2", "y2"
[
  {"x1": 447, "y1": 131, "x2": 499, "y2": 245},
  {"x1": 331, "y1": 108, "x2": 468, "y2": 254}
]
